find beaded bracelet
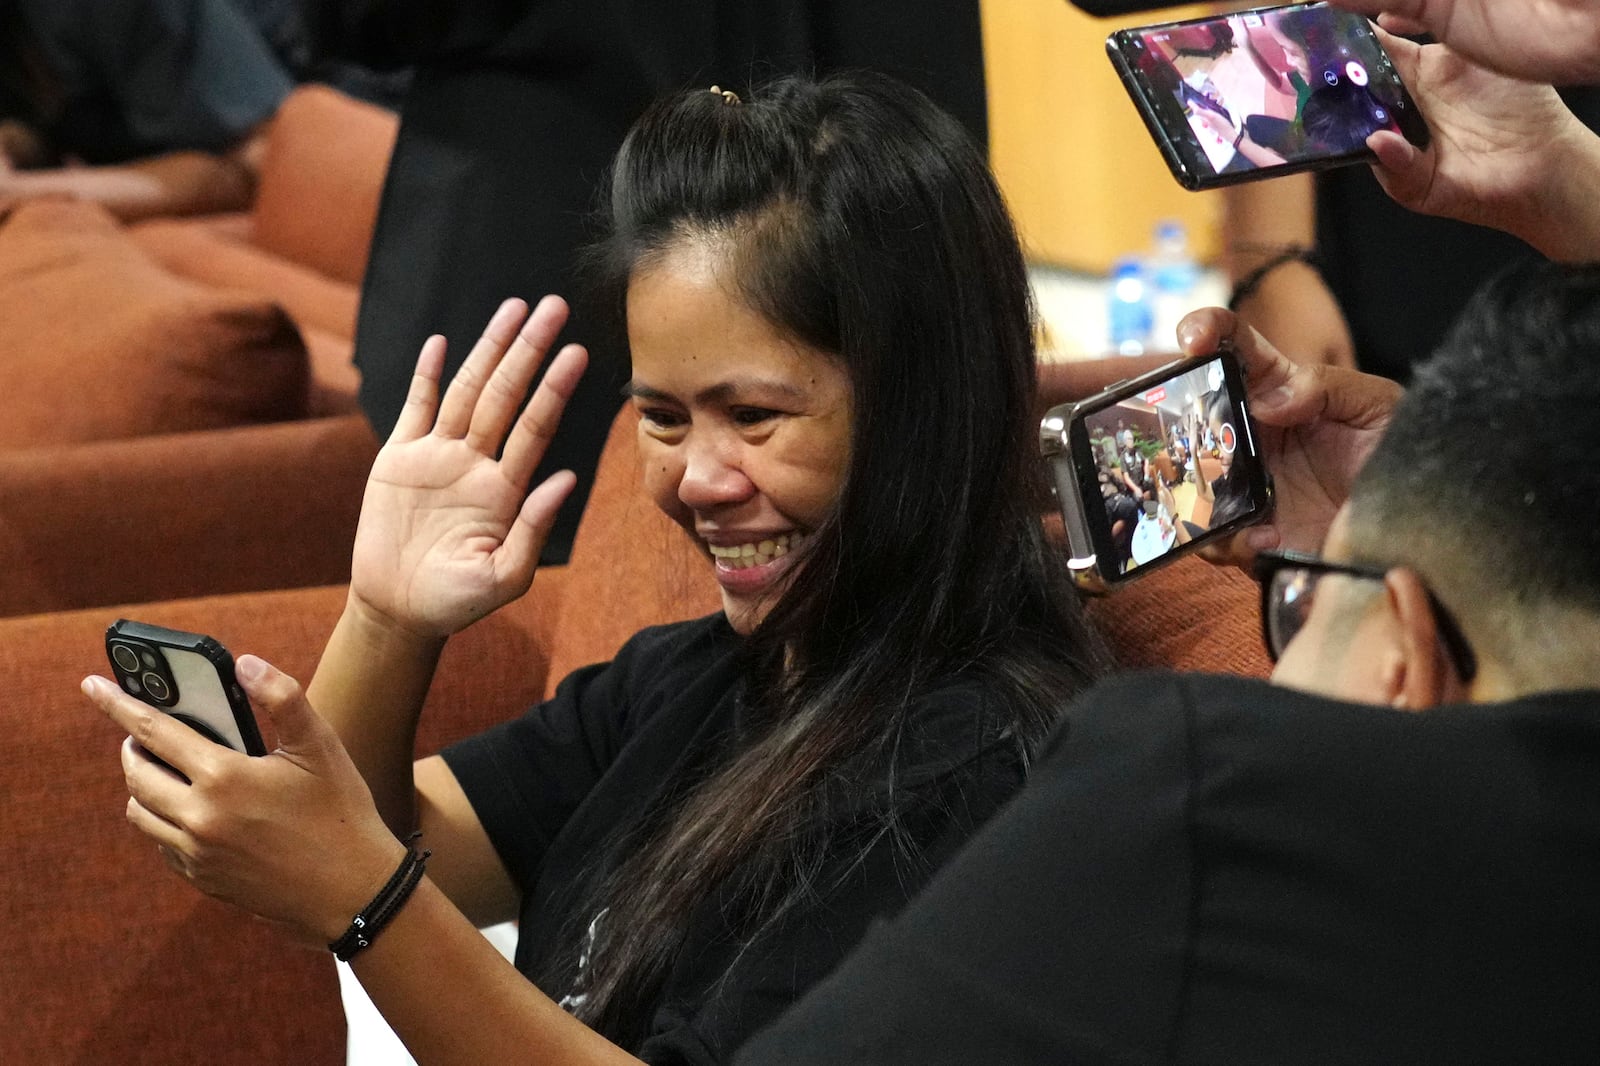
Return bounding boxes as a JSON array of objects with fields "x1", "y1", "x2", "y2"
[
  {"x1": 1227, "y1": 245, "x2": 1323, "y2": 313},
  {"x1": 329, "y1": 834, "x2": 432, "y2": 962}
]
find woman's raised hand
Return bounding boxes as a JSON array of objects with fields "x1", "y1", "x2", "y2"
[{"x1": 350, "y1": 296, "x2": 589, "y2": 638}]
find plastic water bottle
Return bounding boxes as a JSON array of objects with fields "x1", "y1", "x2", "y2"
[
  {"x1": 1107, "y1": 257, "x2": 1152, "y2": 356},
  {"x1": 1148, "y1": 220, "x2": 1200, "y2": 350}
]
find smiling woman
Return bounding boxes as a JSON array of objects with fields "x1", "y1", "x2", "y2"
[
  {"x1": 86, "y1": 71, "x2": 1109, "y2": 1065},
  {"x1": 625, "y1": 241, "x2": 853, "y2": 635}
]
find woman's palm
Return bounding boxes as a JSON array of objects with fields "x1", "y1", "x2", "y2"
[
  {"x1": 347, "y1": 297, "x2": 588, "y2": 637},
  {"x1": 354, "y1": 437, "x2": 530, "y2": 630}
]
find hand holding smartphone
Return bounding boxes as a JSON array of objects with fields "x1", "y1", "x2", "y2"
[
  {"x1": 105, "y1": 620, "x2": 266, "y2": 756},
  {"x1": 1107, "y1": 2, "x2": 1429, "y2": 190},
  {"x1": 1041, "y1": 349, "x2": 1272, "y2": 591}
]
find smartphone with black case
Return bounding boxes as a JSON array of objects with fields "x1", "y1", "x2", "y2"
[
  {"x1": 1040, "y1": 349, "x2": 1271, "y2": 591},
  {"x1": 105, "y1": 620, "x2": 266, "y2": 755},
  {"x1": 1106, "y1": 1, "x2": 1429, "y2": 190}
]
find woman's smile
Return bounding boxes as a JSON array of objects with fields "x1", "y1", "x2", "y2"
[{"x1": 625, "y1": 242, "x2": 852, "y2": 634}]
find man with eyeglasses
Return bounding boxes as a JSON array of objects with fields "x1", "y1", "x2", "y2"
[{"x1": 738, "y1": 262, "x2": 1600, "y2": 1064}]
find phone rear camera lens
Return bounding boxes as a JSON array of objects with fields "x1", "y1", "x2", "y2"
[
  {"x1": 111, "y1": 645, "x2": 141, "y2": 673},
  {"x1": 143, "y1": 673, "x2": 171, "y2": 703}
]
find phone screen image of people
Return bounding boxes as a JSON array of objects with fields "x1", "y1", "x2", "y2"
[
  {"x1": 1136, "y1": 3, "x2": 1407, "y2": 177},
  {"x1": 1080, "y1": 357, "x2": 1258, "y2": 575}
]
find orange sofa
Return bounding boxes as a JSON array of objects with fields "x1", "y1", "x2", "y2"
[
  {"x1": 2, "y1": 397, "x2": 1268, "y2": 1064},
  {"x1": 0, "y1": 85, "x2": 396, "y2": 619}
]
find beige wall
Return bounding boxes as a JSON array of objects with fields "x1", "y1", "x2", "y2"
[{"x1": 983, "y1": 0, "x2": 1222, "y2": 273}]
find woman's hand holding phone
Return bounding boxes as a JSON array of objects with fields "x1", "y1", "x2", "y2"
[
  {"x1": 351, "y1": 296, "x2": 589, "y2": 639},
  {"x1": 85, "y1": 653, "x2": 405, "y2": 948},
  {"x1": 1176, "y1": 307, "x2": 1402, "y2": 568}
]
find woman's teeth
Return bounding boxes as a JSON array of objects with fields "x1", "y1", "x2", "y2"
[{"x1": 708, "y1": 532, "x2": 803, "y2": 570}]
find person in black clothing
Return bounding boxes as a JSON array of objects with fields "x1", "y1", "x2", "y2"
[
  {"x1": 1096, "y1": 445, "x2": 1140, "y2": 573},
  {"x1": 737, "y1": 261, "x2": 1600, "y2": 1064},
  {"x1": 0, "y1": 0, "x2": 405, "y2": 221},
  {"x1": 1191, "y1": 387, "x2": 1251, "y2": 531},
  {"x1": 312, "y1": 0, "x2": 989, "y2": 566},
  {"x1": 86, "y1": 73, "x2": 1106, "y2": 1063},
  {"x1": 0, "y1": 0, "x2": 293, "y2": 220},
  {"x1": 1115, "y1": 429, "x2": 1151, "y2": 502},
  {"x1": 229, "y1": 0, "x2": 411, "y2": 108}
]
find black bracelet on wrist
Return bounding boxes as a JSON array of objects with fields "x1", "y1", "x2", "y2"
[
  {"x1": 329, "y1": 833, "x2": 431, "y2": 963},
  {"x1": 1227, "y1": 245, "x2": 1322, "y2": 312}
]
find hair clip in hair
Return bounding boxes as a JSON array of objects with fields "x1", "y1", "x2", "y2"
[{"x1": 708, "y1": 85, "x2": 741, "y2": 106}]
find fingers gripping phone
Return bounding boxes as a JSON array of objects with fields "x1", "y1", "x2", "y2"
[
  {"x1": 1040, "y1": 350, "x2": 1271, "y2": 592},
  {"x1": 1107, "y1": 2, "x2": 1430, "y2": 190},
  {"x1": 105, "y1": 620, "x2": 266, "y2": 756}
]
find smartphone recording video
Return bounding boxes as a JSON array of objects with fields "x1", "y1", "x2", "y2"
[
  {"x1": 1041, "y1": 351, "x2": 1271, "y2": 590},
  {"x1": 1106, "y1": 2, "x2": 1429, "y2": 190}
]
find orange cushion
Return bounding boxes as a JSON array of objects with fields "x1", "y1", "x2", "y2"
[
  {"x1": 131, "y1": 215, "x2": 362, "y2": 341},
  {"x1": 1086, "y1": 553, "x2": 1271, "y2": 678},
  {"x1": 0, "y1": 199, "x2": 310, "y2": 446},
  {"x1": 250, "y1": 85, "x2": 398, "y2": 286},
  {"x1": 129, "y1": 221, "x2": 364, "y2": 415}
]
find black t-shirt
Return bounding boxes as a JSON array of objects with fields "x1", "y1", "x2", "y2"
[
  {"x1": 442, "y1": 613, "x2": 1028, "y2": 1064},
  {"x1": 3, "y1": 0, "x2": 292, "y2": 165},
  {"x1": 738, "y1": 672, "x2": 1600, "y2": 1064}
]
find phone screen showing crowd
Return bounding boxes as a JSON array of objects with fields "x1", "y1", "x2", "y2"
[{"x1": 1081, "y1": 357, "x2": 1261, "y2": 577}]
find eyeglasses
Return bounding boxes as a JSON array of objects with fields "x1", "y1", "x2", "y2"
[{"x1": 1252, "y1": 550, "x2": 1478, "y2": 683}]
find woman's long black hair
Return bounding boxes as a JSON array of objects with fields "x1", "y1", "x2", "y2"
[{"x1": 573, "y1": 71, "x2": 1108, "y2": 1043}]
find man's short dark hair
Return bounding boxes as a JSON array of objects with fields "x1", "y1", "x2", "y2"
[{"x1": 1347, "y1": 261, "x2": 1600, "y2": 624}]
